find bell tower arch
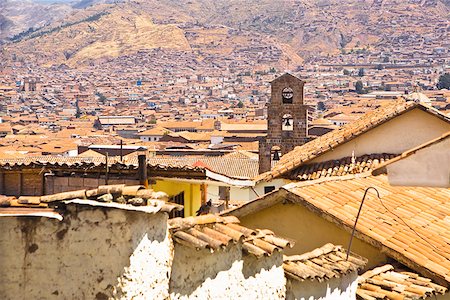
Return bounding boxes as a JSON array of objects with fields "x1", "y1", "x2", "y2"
[{"x1": 259, "y1": 73, "x2": 309, "y2": 173}]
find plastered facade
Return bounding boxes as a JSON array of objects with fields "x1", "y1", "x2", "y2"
[
  {"x1": 169, "y1": 243, "x2": 286, "y2": 299},
  {"x1": 386, "y1": 137, "x2": 450, "y2": 187},
  {"x1": 310, "y1": 108, "x2": 450, "y2": 164},
  {"x1": 239, "y1": 202, "x2": 388, "y2": 270},
  {"x1": 0, "y1": 205, "x2": 172, "y2": 300}
]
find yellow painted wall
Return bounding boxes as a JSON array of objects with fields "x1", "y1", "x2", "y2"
[
  {"x1": 151, "y1": 179, "x2": 201, "y2": 217},
  {"x1": 311, "y1": 108, "x2": 450, "y2": 163},
  {"x1": 239, "y1": 202, "x2": 388, "y2": 270}
]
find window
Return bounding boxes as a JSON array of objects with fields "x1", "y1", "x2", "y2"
[
  {"x1": 264, "y1": 186, "x2": 276, "y2": 194},
  {"x1": 169, "y1": 192, "x2": 184, "y2": 218},
  {"x1": 282, "y1": 87, "x2": 293, "y2": 104},
  {"x1": 282, "y1": 114, "x2": 293, "y2": 131}
]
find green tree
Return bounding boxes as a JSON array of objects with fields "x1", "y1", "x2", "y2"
[
  {"x1": 437, "y1": 73, "x2": 450, "y2": 90},
  {"x1": 358, "y1": 68, "x2": 365, "y2": 77},
  {"x1": 355, "y1": 81, "x2": 364, "y2": 94}
]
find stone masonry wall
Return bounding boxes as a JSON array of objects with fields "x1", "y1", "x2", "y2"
[
  {"x1": 0, "y1": 204, "x2": 172, "y2": 300},
  {"x1": 169, "y1": 243, "x2": 286, "y2": 299}
]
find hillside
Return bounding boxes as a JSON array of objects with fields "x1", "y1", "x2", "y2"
[
  {"x1": 2, "y1": 6, "x2": 191, "y2": 67},
  {"x1": 0, "y1": 0, "x2": 73, "y2": 42},
  {"x1": 1, "y1": 0, "x2": 449, "y2": 67}
]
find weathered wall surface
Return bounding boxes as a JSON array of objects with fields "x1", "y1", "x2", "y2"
[
  {"x1": 0, "y1": 205, "x2": 171, "y2": 300},
  {"x1": 386, "y1": 137, "x2": 449, "y2": 187},
  {"x1": 239, "y1": 202, "x2": 388, "y2": 270},
  {"x1": 45, "y1": 176, "x2": 140, "y2": 195},
  {"x1": 286, "y1": 272, "x2": 358, "y2": 300},
  {"x1": 169, "y1": 243, "x2": 286, "y2": 299}
]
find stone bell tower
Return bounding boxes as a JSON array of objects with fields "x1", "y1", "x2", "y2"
[{"x1": 259, "y1": 73, "x2": 308, "y2": 173}]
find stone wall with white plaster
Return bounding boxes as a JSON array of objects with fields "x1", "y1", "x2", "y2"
[
  {"x1": 169, "y1": 243, "x2": 286, "y2": 299},
  {"x1": 285, "y1": 272, "x2": 358, "y2": 300},
  {"x1": 0, "y1": 204, "x2": 172, "y2": 300}
]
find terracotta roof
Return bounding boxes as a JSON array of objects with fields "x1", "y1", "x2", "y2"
[
  {"x1": 284, "y1": 243, "x2": 367, "y2": 282},
  {"x1": 256, "y1": 101, "x2": 450, "y2": 182},
  {"x1": 357, "y1": 264, "x2": 447, "y2": 299},
  {"x1": 148, "y1": 156, "x2": 258, "y2": 179},
  {"x1": 138, "y1": 126, "x2": 171, "y2": 136},
  {"x1": 372, "y1": 131, "x2": 450, "y2": 176},
  {"x1": 290, "y1": 153, "x2": 397, "y2": 181},
  {"x1": 169, "y1": 214, "x2": 293, "y2": 257},
  {"x1": 0, "y1": 156, "x2": 205, "y2": 174},
  {"x1": 284, "y1": 174, "x2": 450, "y2": 286},
  {"x1": 0, "y1": 184, "x2": 182, "y2": 217}
]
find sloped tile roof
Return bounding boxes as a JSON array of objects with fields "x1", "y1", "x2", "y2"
[
  {"x1": 290, "y1": 153, "x2": 397, "y2": 181},
  {"x1": 256, "y1": 101, "x2": 450, "y2": 182},
  {"x1": 357, "y1": 264, "x2": 447, "y2": 299},
  {"x1": 285, "y1": 174, "x2": 450, "y2": 286},
  {"x1": 284, "y1": 243, "x2": 367, "y2": 282},
  {"x1": 148, "y1": 156, "x2": 259, "y2": 179},
  {"x1": 169, "y1": 214, "x2": 293, "y2": 257}
]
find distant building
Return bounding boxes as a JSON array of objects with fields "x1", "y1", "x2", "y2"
[{"x1": 95, "y1": 116, "x2": 136, "y2": 129}]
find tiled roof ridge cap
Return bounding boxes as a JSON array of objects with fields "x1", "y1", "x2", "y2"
[
  {"x1": 168, "y1": 214, "x2": 240, "y2": 231},
  {"x1": 282, "y1": 171, "x2": 373, "y2": 190},
  {"x1": 283, "y1": 243, "x2": 340, "y2": 262}
]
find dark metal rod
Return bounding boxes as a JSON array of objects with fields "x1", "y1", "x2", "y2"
[
  {"x1": 120, "y1": 140, "x2": 123, "y2": 162},
  {"x1": 346, "y1": 186, "x2": 380, "y2": 260},
  {"x1": 105, "y1": 153, "x2": 109, "y2": 185}
]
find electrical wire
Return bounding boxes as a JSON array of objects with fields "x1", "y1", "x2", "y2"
[
  {"x1": 346, "y1": 186, "x2": 445, "y2": 261},
  {"x1": 377, "y1": 194, "x2": 440, "y2": 253}
]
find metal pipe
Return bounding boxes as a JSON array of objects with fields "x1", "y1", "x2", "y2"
[
  {"x1": 105, "y1": 153, "x2": 109, "y2": 185},
  {"x1": 346, "y1": 186, "x2": 380, "y2": 260},
  {"x1": 138, "y1": 153, "x2": 148, "y2": 188}
]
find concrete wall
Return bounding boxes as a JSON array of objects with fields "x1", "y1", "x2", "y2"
[
  {"x1": 386, "y1": 137, "x2": 449, "y2": 187},
  {"x1": 169, "y1": 243, "x2": 286, "y2": 299},
  {"x1": 286, "y1": 272, "x2": 358, "y2": 300},
  {"x1": 311, "y1": 108, "x2": 450, "y2": 163},
  {"x1": 239, "y1": 202, "x2": 388, "y2": 270},
  {"x1": 0, "y1": 205, "x2": 172, "y2": 300}
]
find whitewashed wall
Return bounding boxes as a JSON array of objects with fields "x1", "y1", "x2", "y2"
[
  {"x1": 169, "y1": 243, "x2": 286, "y2": 299},
  {"x1": 0, "y1": 204, "x2": 172, "y2": 300},
  {"x1": 286, "y1": 272, "x2": 358, "y2": 300}
]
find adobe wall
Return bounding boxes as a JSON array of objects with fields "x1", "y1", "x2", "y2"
[
  {"x1": 45, "y1": 176, "x2": 140, "y2": 194},
  {"x1": 169, "y1": 243, "x2": 286, "y2": 299},
  {"x1": 0, "y1": 172, "x2": 140, "y2": 197},
  {"x1": 286, "y1": 272, "x2": 358, "y2": 300},
  {"x1": 0, "y1": 204, "x2": 172, "y2": 300}
]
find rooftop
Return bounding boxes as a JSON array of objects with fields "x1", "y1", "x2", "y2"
[
  {"x1": 284, "y1": 243, "x2": 367, "y2": 282},
  {"x1": 284, "y1": 174, "x2": 450, "y2": 286},
  {"x1": 357, "y1": 264, "x2": 447, "y2": 299},
  {"x1": 257, "y1": 101, "x2": 450, "y2": 182},
  {"x1": 169, "y1": 214, "x2": 293, "y2": 257}
]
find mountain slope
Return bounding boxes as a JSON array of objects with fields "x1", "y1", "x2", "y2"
[{"x1": 3, "y1": 6, "x2": 191, "y2": 66}]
